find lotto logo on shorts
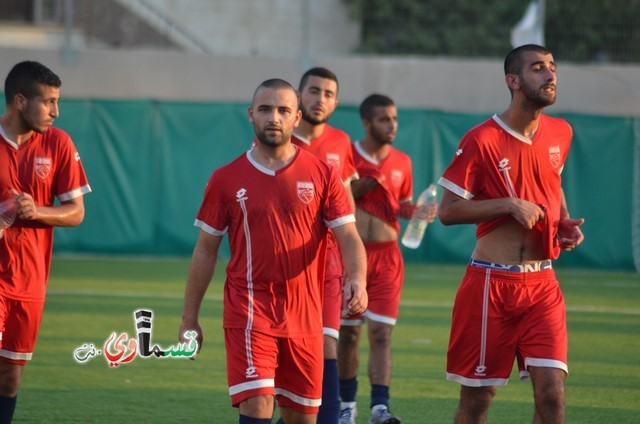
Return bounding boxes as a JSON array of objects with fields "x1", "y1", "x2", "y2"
[
  {"x1": 474, "y1": 365, "x2": 487, "y2": 376},
  {"x1": 297, "y1": 181, "x2": 315, "y2": 204},
  {"x1": 246, "y1": 366, "x2": 258, "y2": 378}
]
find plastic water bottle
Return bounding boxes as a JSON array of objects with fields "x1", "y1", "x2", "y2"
[
  {"x1": 401, "y1": 184, "x2": 437, "y2": 249},
  {"x1": 0, "y1": 198, "x2": 17, "y2": 230}
]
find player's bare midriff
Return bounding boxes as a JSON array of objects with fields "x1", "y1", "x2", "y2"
[
  {"x1": 355, "y1": 207, "x2": 397, "y2": 243},
  {"x1": 471, "y1": 218, "x2": 548, "y2": 264}
]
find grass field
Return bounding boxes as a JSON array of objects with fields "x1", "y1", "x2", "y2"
[{"x1": 12, "y1": 256, "x2": 640, "y2": 423}]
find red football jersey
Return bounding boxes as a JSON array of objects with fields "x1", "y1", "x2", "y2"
[
  {"x1": 292, "y1": 125, "x2": 358, "y2": 185},
  {"x1": 438, "y1": 114, "x2": 573, "y2": 259},
  {"x1": 195, "y1": 147, "x2": 354, "y2": 337},
  {"x1": 352, "y1": 141, "x2": 413, "y2": 234},
  {"x1": 0, "y1": 127, "x2": 91, "y2": 301},
  {"x1": 292, "y1": 125, "x2": 358, "y2": 255}
]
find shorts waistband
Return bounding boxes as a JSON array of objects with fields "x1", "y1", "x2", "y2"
[{"x1": 469, "y1": 258, "x2": 553, "y2": 273}]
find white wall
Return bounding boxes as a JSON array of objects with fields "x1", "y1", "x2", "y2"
[{"x1": 0, "y1": 45, "x2": 639, "y2": 117}]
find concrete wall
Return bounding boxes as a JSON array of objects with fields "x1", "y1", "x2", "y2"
[{"x1": 0, "y1": 45, "x2": 639, "y2": 117}]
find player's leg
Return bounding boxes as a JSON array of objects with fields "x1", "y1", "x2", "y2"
[
  {"x1": 338, "y1": 322, "x2": 361, "y2": 423},
  {"x1": 447, "y1": 265, "x2": 525, "y2": 423},
  {"x1": 518, "y1": 271, "x2": 568, "y2": 424},
  {"x1": 454, "y1": 385, "x2": 497, "y2": 424},
  {"x1": 239, "y1": 395, "x2": 275, "y2": 422},
  {"x1": 0, "y1": 361, "x2": 22, "y2": 423},
  {"x1": 317, "y1": 249, "x2": 343, "y2": 424},
  {"x1": 0, "y1": 298, "x2": 43, "y2": 424},
  {"x1": 275, "y1": 334, "x2": 323, "y2": 424},
  {"x1": 360, "y1": 241, "x2": 403, "y2": 422},
  {"x1": 529, "y1": 367, "x2": 566, "y2": 424},
  {"x1": 226, "y1": 329, "x2": 278, "y2": 421}
]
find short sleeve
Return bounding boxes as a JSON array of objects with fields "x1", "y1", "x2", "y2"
[
  {"x1": 322, "y1": 166, "x2": 355, "y2": 228},
  {"x1": 194, "y1": 171, "x2": 229, "y2": 236},
  {"x1": 55, "y1": 134, "x2": 91, "y2": 202},
  {"x1": 438, "y1": 133, "x2": 484, "y2": 200}
]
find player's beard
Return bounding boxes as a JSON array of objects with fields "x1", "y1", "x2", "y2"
[
  {"x1": 521, "y1": 80, "x2": 556, "y2": 107},
  {"x1": 255, "y1": 126, "x2": 291, "y2": 148},
  {"x1": 300, "y1": 104, "x2": 328, "y2": 126},
  {"x1": 20, "y1": 105, "x2": 50, "y2": 134},
  {"x1": 371, "y1": 125, "x2": 395, "y2": 146}
]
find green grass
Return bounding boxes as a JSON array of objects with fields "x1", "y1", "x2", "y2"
[{"x1": 13, "y1": 257, "x2": 640, "y2": 423}]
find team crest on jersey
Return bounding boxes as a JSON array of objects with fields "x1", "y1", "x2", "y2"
[
  {"x1": 549, "y1": 146, "x2": 561, "y2": 169},
  {"x1": 297, "y1": 181, "x2": 315, "y2": 204},
  {"x1": 391, "y1": 170, "x2": 403, "y2": 188},
  {"x1": 35, "y1": 157, "x2": 52, "y2": 179},
  {"x1": 326, "y1": 153, "x2": 340, "y2": 169}
]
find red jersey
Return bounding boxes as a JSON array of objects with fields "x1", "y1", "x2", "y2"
[
  {"x1": 0, "y1": 126, "x2": 91, "y2": 301},
  {"x1": 292, "y1": 125, "x2": 358, "y2": 185},
  {"x1": 292, "y1": 125, "x2": 358, "y2": 253},
  {"x1": 352, "y1": 141, "x2": 413, "y2": 234},
  {"x1": 195, "y1": 147, "x2": 354, "y2": 337},
  {"x1": 438, "y1": 114, "x2": 572, "y2": 259}
]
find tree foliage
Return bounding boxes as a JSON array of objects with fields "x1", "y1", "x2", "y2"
[{"x1": 342, "y1": 0, "x2": 640, "y2": 63}]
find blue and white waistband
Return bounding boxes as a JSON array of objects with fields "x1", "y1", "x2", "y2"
[{"x1": 469, "y1": 258, "x2": 553, "y2": 273}]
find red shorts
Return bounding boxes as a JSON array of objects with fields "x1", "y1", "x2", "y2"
[
  {"x1": 225, "y1": 328, "x2": 323, "y2": 414},
  {"x1": 0, "y1": 297, "x2": 44, "y2": 365},
  {"x1": 323, "y1": 243, "x2": 343, "y2": 339},
  {"x1": 341, "y1": 241, "x2": 404, "y2": 326},
  {"x1": 446, "y1": 264, "x2": 568, "y2": 387}
]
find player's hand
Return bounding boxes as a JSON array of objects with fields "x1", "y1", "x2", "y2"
[
  {"x1": 509, "y1": 198, "x2": 545, "y2": 229},
  {"x1": 12, "y1": 190, "x2": 39, "y2": 221},
  {"x1": 557, "y1": 218, "x2": 585, "y2": 251},
  {"x1": 415, "y1": 202, "x2": 438, "y2": 223},
  {"x1": 344, "y1": 279, "x2": 368, "y2": 316},
  {"x1": 179, "y1": 320, "x2": 203, "y2": 360}
]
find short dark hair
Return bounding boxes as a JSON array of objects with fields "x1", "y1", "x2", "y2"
[
  {"x1": 504, "y1": 44, "x2": 552, "y2": 76},
  {"x1": 4, "y1": 61, "x2": 61, "y2": 105},
  {"x1": 359, "y1": 94, "x2": 395, "y2": 121},
  {"x1": 299, "y1": 67, "x2": 339, "y2": 93},
  {"x1": 252, "y1": 78, "x2": 297, "y2": 103}
]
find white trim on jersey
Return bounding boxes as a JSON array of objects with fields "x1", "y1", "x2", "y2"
[
  {"x1": 275, "y1": 388, "x2": 322, "y2": 407},
  {"x1": 228, "y1": 378, "x2": 275, "y2": 396},
  {"x1": 353, "y1": 141, "x2": 379, "y2": 165},
  {"x1": 324, "y1": 214, "x2": 355, "y2": 229},
  {"x1": 323, "y1": 327, "x2": 339, "y2": 340},
  {"x1": 438, "y1": 177, "x2": 474, "y2": 200},
  {"x1": 194, "y1": 219, "x2": 227, "y2": 236},
  {"x1": 492, "y1": 114, "x2": 533, "y2": 145},
  {"x1": 0, "y1": 349, "x2": 33, "y2": 361},
  {"x1": 58, "y1": 185, "x2": 92, "y2": 202}
]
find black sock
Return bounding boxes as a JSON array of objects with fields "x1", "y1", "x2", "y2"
[{"x1": 0, "y1": 395, "x2": 17, "y2": 424}]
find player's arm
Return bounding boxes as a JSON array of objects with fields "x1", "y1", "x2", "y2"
[
  {"x1": 332, "y1": 221, "x2": 368, "y2": 315},
  {"x1": 350, "y1": 176, "x2": 379, "y2": 199},
  {"x1": 179, "y1": 230, "x2": 222, "y2": 353},
  {"x1": 438, "y1": 188, "x2": 545, "y2": 230},
  {"x1": 13, "y1": 191, "x2": 85, "y2": 227},
  {"x1": 557, "y1": 187, "x2": 585, "y2": 251}
]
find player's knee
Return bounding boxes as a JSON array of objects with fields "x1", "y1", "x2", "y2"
[
  {"x1": 368, "y1": 324, "x2": 392, "y2": 348},
  {"x1": 0, "y1": 366, "x2": 21, "y2": 397},
  {"x1": 339, "y1": 326, "x2": 360, "y2": 345},
  {"x1": 533, "y1": 378, "x2": 565, "y2": 410},
  {"x1": 458, "y1": 385, "x2": 496, "y2": 416}
]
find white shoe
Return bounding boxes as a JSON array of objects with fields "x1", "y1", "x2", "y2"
[
  {"x1": 368, "y1": 406, "x2": 401, "y2": 424},
  {"x1": 339, "y1": 402, "x2": 357, "y2": 424}
]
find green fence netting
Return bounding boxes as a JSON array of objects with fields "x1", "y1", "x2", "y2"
[{"x1": 1, "y1": 98, "x2": 636, "y2": 270}]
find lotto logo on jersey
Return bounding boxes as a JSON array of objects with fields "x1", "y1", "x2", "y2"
[
  {"x1": 297, "y1": 181, "x2": 315, "y2": 204},
  {"x1": 35, "y1": 157, "x2": 52, "y2": 179},
  {"x1": 549, "y1": 146, "x2": 561, "y2": 169},
  {"x1": 326, "y1": 153, "x2": 341, "y2": 169}
]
